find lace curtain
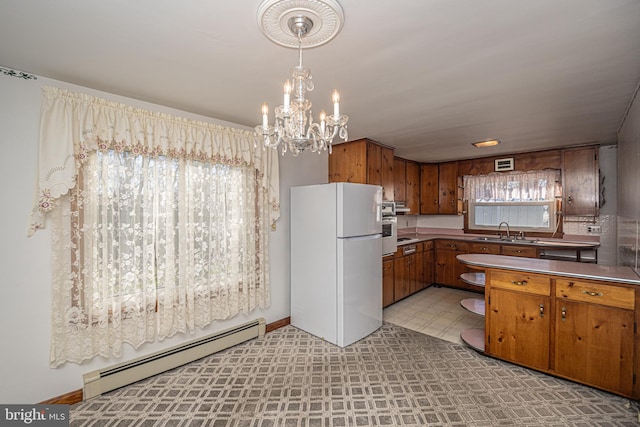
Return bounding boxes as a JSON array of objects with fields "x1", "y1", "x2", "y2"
[
  {"x1": 463, "y1": 169, "x2": 561, "y2": 202},
  {"x1": 30, "y1": 87, "x2": 280, "y2": 367}
]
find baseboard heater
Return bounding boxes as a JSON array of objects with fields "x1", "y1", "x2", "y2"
[{"x1": 83, "y1": 318, "x2": 266, "y2": 400}]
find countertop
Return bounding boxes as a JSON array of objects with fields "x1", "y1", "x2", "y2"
[
  {"x1": 395, "y1": 232, "x2": 600, "y2": 250},
  {"x1": 457, "y1": 253, "x2": 640, "y2": 285}
]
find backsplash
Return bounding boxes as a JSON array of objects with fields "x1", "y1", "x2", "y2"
[
  {"x1": 616, "y1": 79, "x2": 640, "y2": 275},
  {"x1": 561, "y1": 214, "x2": 615, "y2": 265}
]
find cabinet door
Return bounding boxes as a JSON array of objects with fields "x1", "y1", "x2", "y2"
[
  {"x1": 438, "y1": 161, "x2": 458, "y2": 214},
  {"x1": 562, "y1": 147, "x2": 598, "y2": 216},
  {"x1": 393, "y1": 157, "x2": 406, "y2": 203},
  {"x1": 366, "y1": 142, "x2": 382, "y2": 186},
  {"x1": 487, "y1": 288, "x2": 550, "y2": 370},
  {"x1": 380, "y1": 147, "x2": 394, "y2": 201},
  {"x1": 328, "y1": 140, "x2": 367, "y2": 183},
  {"x1": 420, "y1": 164, "x2": 439, "y2": 214},
  {"x1": 406, "y1": 161, "x2": 420, "y2": 214},
  {"x1": 414, "y1": 248, "x2": 423, "y2": 294},
  {"x1": 393, "y1": 256, "x2": 412, "y2": 301},
  {"x1": 435, "y1": 250, "x2": 459, "y2": 287},
  {"x1": 382, "y1": 258, "x2": 394, "y2": 307},
  {"x1": 435, "y1": 241, "x2": 469, "y2": 289},
  {"x1": 423, "y1": 249, "x2": 434, "y2": 288},
  {"x1": 555, "y1": 301, "x2": 634, "y2": 396}
]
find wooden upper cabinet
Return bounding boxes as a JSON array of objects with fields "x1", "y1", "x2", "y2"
[
  {"x1": 328, "y1": 138, "x2": 394, "y2": 201},
  {"x1": 329, "y1": 140, "x2": 367, "y2": 183},
  {"x1": 438, "y1": 161, "x2": 458, "y2": 214},
  {"x1": 420, "y1": 164, "x2": 439, "y2": 214},
  {"x1": 419, "y1": 161, "x2": 459, "y2": 215},
  {"x1": 405, "y1": 161, "x2": 420, "y2": 214},
  {"x1": 562, "y1": 147, "x2": 599, "y2": 216},
  {"x1": 393, "y1": 157, "x2": 406, "y2": 203},
  {"x1": 367, "y1": 142, "x2": 382, "y2": 186},
  {"x1": 393, "y1": 157, "x2": 420, "y2": 214},
  {"x1": 380, "y1": 146, "x2": 394, "y2": 202}
]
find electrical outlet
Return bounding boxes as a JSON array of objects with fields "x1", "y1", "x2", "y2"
[{"x1": 587, "y1": 225, "x2": 601, "y2": 234}]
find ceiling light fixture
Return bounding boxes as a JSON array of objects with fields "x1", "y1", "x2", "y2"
[
  {"x1": 472, "y1": 139, "x2": 501, "y2": 148},
  {"x1": 255, "y1": 0, "x2": 348, "y2": 156}
]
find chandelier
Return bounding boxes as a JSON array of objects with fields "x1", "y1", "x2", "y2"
[{"x1": 255, "y1": 0, "x2": 349, "y2": 156}]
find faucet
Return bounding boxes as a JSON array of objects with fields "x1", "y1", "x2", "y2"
[{"x1": 498, "y1": 222, "x2": 510, "y2": 239}]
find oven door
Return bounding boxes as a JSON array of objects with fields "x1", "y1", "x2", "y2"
[{"x1": 381, "y1": 217, "x2": 397, "y2": 256}]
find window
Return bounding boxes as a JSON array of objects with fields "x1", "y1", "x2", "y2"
[
  {"x1": 463, "y1": 170, "x2": 561, "y2": 235},
  {"x1": 30, "y1": 87, "x2": 279, "y2": 367}
]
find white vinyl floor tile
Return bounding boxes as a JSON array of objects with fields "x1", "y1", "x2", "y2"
[{"x1": 383, "y1": 286, "x2": 485, "y2": 346}]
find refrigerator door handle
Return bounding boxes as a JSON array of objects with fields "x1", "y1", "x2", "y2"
[{"x1": 339, "y1": 234, "x2": 382, "y2": 241}]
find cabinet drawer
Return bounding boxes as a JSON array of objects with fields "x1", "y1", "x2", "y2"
[
  {"x1": 501, "y1": 245, "x2": 538, "y2": 258},
  {"x1": 422, "y1": 240, "x2": 434, "y2": 251},
  {"x1": 396, "y1": 244, "x2": 419, "y2": 257},
  {"x1": 435, "y1": 240, "x2": 469, "y2": 252},
  {"x1": 490, "y1": 270, "x2": 550, "y2": 296},
  {"x1": 469, "y1": 242, "x2": 501, "y2": 254},
  {"x1": 556, "y1": 279, "x2": 635, "y2": 310}
]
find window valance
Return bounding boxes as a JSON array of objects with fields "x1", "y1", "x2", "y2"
[
  {"x1": 29, "y1": 86, "x2": 280, "y2": 236},
  {"x1": 463, "y1": 169, "x2": 561, "y2": 202}
]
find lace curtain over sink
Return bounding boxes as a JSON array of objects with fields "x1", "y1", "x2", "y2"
[
  {"x1": 463, "y1": 169, "x2": 561, "y2": 232},
  {"x1": 463, "y1": 169, "x2": 560, "y2": 203},
  {"x1": 30, "y1": 87, "x2": 280, "y2": 367}
]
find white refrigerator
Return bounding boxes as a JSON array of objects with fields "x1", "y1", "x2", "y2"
[{"x1": 290, "y1": 182, "x2": 383, "y2": 347}]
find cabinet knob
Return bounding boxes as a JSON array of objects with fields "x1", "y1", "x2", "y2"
[
  {"x1": 539, "y1": 304, "x2": 545, "y2": 318},
  {"x1": 561, "y1": 306, "x2": 566, "y2": 322},
  {"x1": 511, "y1": 280, "x2": 528, "y2": 286},
  {"x1": 567, "y1": 195, "x2": 573, "y2": 203}
]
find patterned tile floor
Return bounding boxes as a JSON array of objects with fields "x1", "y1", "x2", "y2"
[
  {"x1": 71, "y1": 310, "x2": 640, "y2": 426},
  {"x1": 383, "y1": 286, "x2": 486, "y2": 345}
]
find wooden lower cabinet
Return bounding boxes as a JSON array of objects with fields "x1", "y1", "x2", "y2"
[
  {"x1": 394, "y1": 244, "x2": 421, "y2": 301},
  {"x1": 435, "y1": 240, "x2": 470, "y2": 289},
  {"x1": 485, "y1": 268, "x2": 638, "y2": 398},
  {"x1": 384, "y1": 242, "x2": 434, "y2": 307},
  {"x1": 382, "y1": 257, "x2": 394, "y2": 308},
  {"x1": 394, "y1": 253, "x2": 415, "y2": 301},
  {"x1": 554, "y1": 278, "x2": 635, "y2": 396},
  {"x1": 486, "y1": 271, "x2": 551, "y2": 371},
  {"x1": 423, "y1": 243, "x2": 434, "y2": 287}
]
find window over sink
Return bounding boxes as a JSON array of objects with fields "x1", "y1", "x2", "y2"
[{"x1": 464, "y1": 170, "x2": 561, "y2": 235}]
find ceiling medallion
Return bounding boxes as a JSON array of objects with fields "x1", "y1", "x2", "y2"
[
  {"x1": 257, "y1": 0, "x2": 344, "y2": 49},
  {"x1": 255, "y1": 0, "x2": 348, "y2": 156}
]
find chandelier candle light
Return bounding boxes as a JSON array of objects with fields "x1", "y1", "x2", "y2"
[{"x1": 256, "y1": 0, "x2": 348, "y2": 156}]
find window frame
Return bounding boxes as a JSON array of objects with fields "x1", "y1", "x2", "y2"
[
  {"x1": 463, "y1": 169, "x2": 563, "y2": 238},
  {"x1": 467, "y1": 201, "x2": 556, "y2": 234}
]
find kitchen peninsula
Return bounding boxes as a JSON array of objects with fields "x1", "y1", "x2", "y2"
[{"x1": 457, "y1": 253, "x2": 640, "y2": 399}]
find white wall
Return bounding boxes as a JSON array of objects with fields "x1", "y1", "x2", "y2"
[{"x1": 0, "y1": 69, "x2": 327, "y2": 403}]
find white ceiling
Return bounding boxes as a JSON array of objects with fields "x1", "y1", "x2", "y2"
[{"x1": 1, "y1": 0, "x2": 640, "y2": 162}]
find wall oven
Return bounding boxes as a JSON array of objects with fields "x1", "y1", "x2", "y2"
[{"x1": 381, "y1": 202, "x2": 398, "y2": 256}]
